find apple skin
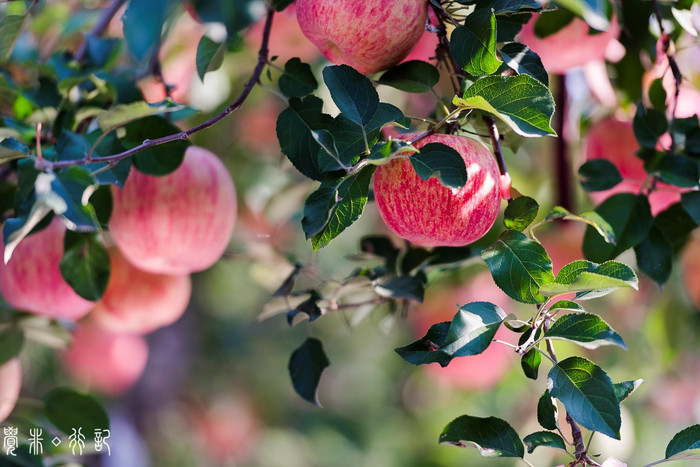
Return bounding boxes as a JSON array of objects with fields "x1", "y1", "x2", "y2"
[
  {"x1": 91, "y1": 248, "x2": 192, "y2": 334},
  {"x1": 110, "y1": 145, "x2": 237, "y2": 275},
  {"x1": 296, "y1": 0, "x2": 427, "y2": 75},
  {"x1": 373, "y1": 133, "x2": 501, "y2": 247},
  {"x1": 584, "y1": 118, "x2": 682, "y2": 216},
  {"x1": 412, "y1": 273, "x2": 517, "y2": 390},
  {"x1": 681, "y1": 236, "x2": 700, "y2": 310},
  {"x1": 63, "y1": 321, "x2": 149, "y2": 395},
  {"x1": 0, "y1": 358, "x2": 21, "y2": 423},
  {"x1": 0, "y1": 218, "x2": 95, "y2": 320},
  {"x1": 517, "y1": 15, "x2": 619, "y2": 74}
]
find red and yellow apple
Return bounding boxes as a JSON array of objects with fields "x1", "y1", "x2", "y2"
[
  {"x1": 0, "y1": 358, "x2": 21, "y2": 423},
  {"x1": 110, "y1": 145, "x2": 237, "y2": 275},
  {"x1": 412, "y1": 273, "x2": 517, "y2": 390},
  {"x1": 63, "y1": 321, "x2": 149, "y2": 395},
  {"x1": 296, "y1": 0, "x2": 427, "y2": 75},
  {"x1": 373, "y1": 133, "x2": 502, "y2": 247},
  {"x1": 0, "y1": 218, "x2": 95, "y2": 320},
  {"x1": 517, "y1": 14, "x2": 619, "y2": 74},
  {"x1": 91, "y1": 248, "x2": 192, "y2": 334}
]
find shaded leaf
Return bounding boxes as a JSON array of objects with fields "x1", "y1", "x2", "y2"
[
  {"x1": 288, "y1": 337, "x2": 330, "y2": 406},
  {"x1": 123, "y1": 116, "x2": 188, "y2": 176},
  {"x1": 450, "y1": 10, "x2": 502, "y2": 76},
  {"x1": 521, "y1": 347, "x2": 542, "y2": 380},
  {"x1": 378, "y1": 61, "x2": 440, "y2": 93},
  {"x1": 439, "y1": 415, "x2": 524, "y2": 458},
  {"x1": 59, "y1": 232, "x2": 110, "y2": 301},
  {"x1": 633, "y1": 103, "x2": 667, "y2": 149},
  {"x1": 0, "y1": 138, "x2": 29, "y2": 163},
  {"x1": 504, "y1": 196, "x2": 539, "y2": 231},
  {"x1": 635, "y1": 226, "x2": 672, "y2": 287},
  {"x1": 681, "y1": 191, "x2": 700, "y2": 224},
  {"x1": 122, "y1": 0, "x2": 174, "y2": 62},
  {"x1": 196, "y1": 35, "x2": 227, "y2": 81},
  {"x1": 614, "y1": 379, "x2": 644, "y2": 403},
  {"x1": 375, "y1": 275, "x2": 424, "y2": 302},
  {"x1": 537, "y1": 391, "x2": 558, "y2": 430},
  {"x1": 279, "y1": 58, "x2": 318, "y2": 97},
  {"x1": 323, "y1": 65, "x2": 378, "y2": 126},
  {"x1": 0, "y1": 326, "x2": 24, "y2": 366},
  {"x1": 499, "y1": 42, "x2": 548, "y2": 86},
  {"x1": 44, "y1": 388, "x2": 110, "y2": 442},
  {"x1": 410, "y1": 142, "x2": 468, "y2": 190},
  {"x1": 579, "y1": 159, "x2": 623, "y2": 192},
  {"x1": 657, "y1": 155, "x2": 699, "y2": 188},
  {"x1": 286, "y1": 291, "x2": 322, "y2": 326},
  {"x1": 523, "y1": 431, "x2": 567, "y2": 454},
  {"x1": 665, "y1": 425, "x2": 700, "y2": 460}
]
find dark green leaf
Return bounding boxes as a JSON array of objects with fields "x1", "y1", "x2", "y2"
[
  {"x1": 410, "y1": 142, "x2": 468, "y2": 190},
  {"x1": 196, "y1": 35, "x2": 227, "y2": 81},
  {"x1": 474, "y1": 0, "x2": 543, "y2": 14},
  {"x1": 521, "y1": 347, "x2": 542, "y2": 380},
  {"x1": 439, "y1": 415, "x2": 524, "y2": 458},
  {"x1": 548, "y1": 300, "x2": 584, "y2": 312},
  {"x1": 681, "y1": 191, "x2": 700, "y2": 224},
  {"x1": 44, "y1": 388, "x2": 110, "y2": 441},
  {"x1": 613, "y1": 379, "x2": 644, "y2": 403},
  {"x1": 367, "y1": 139, "x2": 416, "y2": 163},
  {"x1": 544, "y1": 312, "x2": 626, "y2": 349},
  {"x1": 288, "y1": 337, "x2": 330, "y2": 406},
  {"x1": 123, "y1": 116, "x2": 188, "y2": 175},
  {"x1": 499, "y1": 43, "x2": 548, "y2": 86},
  {"x1": 441, "y1": 301, "x2": 507, "y2": 357},
  {"x1": 655, "y1": 203, "x2": 697, "y2": 252},
  {"x1": 665, "y1": 425, "x2": 700, "y2": 460},
  {"x1": 279, "y1": 58, "x2": 318, "y2": 97},
  {"x1": 504, "y1": 196, "x2": 539, "y2": 231},
  {"x1": 377, "y1": 60, "x2": 440, "y2": 93},
  {"x1": 395, "y1": 321, "x2": 452, "y2": 366},
  {"x1": 375, "y1": 276, "x2": 424, "y2": 302},
  {"x1": 541, "y1": 260, "x2": 638, "y2": 299},
  {"x1": 450, "y1": 10, "x2": 502, "y2": 77},
  {"x1": 122, "y1": 0, "x2": 174, "y2": 62},
  {"x1": 537, "y1": 391, "x2": 558, "y2": 430},
  {"x1": 554, "y1": 0, "x2": 612, "y2": 31},
  {"x1": 287, "y1": 292, "x2": 322, "y2": 326},
  {"x1": 323, "y1": 65, "x2": 378, "y2": 126},
  {"x1": 547, "y1": 356, "x2": 621, "y2": 439},
  {"x1": 0, "y1": 15, "x2": 25, "y2": 61},
  {"x1": 454, "y1": 75, "x2": 556, "y2": 137},
  {"x1": 633, "y1": 103, "x2": 667, "y2": 149},
  {"x1": 578, "y1": 159, "x2": 623, "y2": 192},
  {"x1": 648, "y1": 78, "x2": 667, "y2": 112},
  {"x1": 635, "y1": 226, "x2": 673, "y2": 287},
  {"x1": 657, "y1": 155, "x2": 700, "y2": 188},
  {"x1": 0, "y1": 445, "x2": 43, "y2": 466},
  {"x1": 523, "y1": 431, "x2": 567, "y2": 454},
  {"x1": 482, "y1": 230, "x2": 554, "y2": 304},
  {"x1": 360, "y1": 235, "x2": 399, "y2": 272},
  {"x1": 273, "y1": 0, "x2": 294, "y2": 11},
  {"x1": 583, "y1": 194, "x2": 653, "y2": 262},
  {"x1": 533, "y1": 9, "x2": 575, "y2": 37},
  {"x1": 59, "y1": 232, "x2": 110, "y2": 301},
  {"x1": 50, "y1": 168, "x2": 101, "y2": 232},
  {"x1": 0, "y1": 138, "x2": 29, "y2": 163},
  {"x1": 0, "y1": 326, "x2": 24, "y2": 365}
]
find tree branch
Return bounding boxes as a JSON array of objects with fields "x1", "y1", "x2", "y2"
[
  {"x1": 554, "y1": 74, "x2": 573, "y2": 211},
  {"x1": 40, "y1": 6, "x2": 275, "y2": 172}
]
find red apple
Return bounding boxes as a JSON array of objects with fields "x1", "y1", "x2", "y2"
[
  {"x1": 412, "y1": 273, "x2": 517, "y2": 390},
  {"x1": 517, "y1": 14, "x2": 619, "y2": 74},
  {"x1": 110, "y1": 145, "x2": 237, "y2": 275},
  {"x1": 583, "y1": 118, "x2": 683, "y2": 216},
  {"x1": 296, "y1": 0, "x2": 427, "y2": 75},
  {"x1": 0, "y1": 358, "x2": 21, "y2": 423},
  {"x1": 0, "y1": 218, "x2": 95, "y2": 320},
  {"x1": 91, "y1": 248, "x2": 192, "y2": 334},
  {"x1": 373, "y1": 133, "x2": 502, "y2": 247},
  {"x1": 63, "y1": 321, "x2": 148, "y2": 395}
]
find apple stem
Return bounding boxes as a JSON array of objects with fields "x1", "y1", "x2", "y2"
[{"x1": 554, "y1": 74, "x2": 573, "y2": 211}]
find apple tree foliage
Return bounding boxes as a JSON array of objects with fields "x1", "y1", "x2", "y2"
[{"x1": 0, "y1": 0, "x2": 699, "y2": 465}]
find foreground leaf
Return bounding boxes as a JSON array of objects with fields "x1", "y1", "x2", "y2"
[
  {"x1": 665, "y1": 425, "x2": 700, "y2": 460},
  {"x1": 544, "y1": 312, "x2": 626, "y2": 349},
  {"x1": 377, "y1": 61, "x2": 440, "y2": 93},
  {"x1": 523, "y1": 431, "x2": 567, "y2": 454},
  {"x1": 614, "y1": 379, "x2": 644, "y2": 403},
  {"x1": 44, "y1": 388, "x2": 109, "y2": 441},
  {"x1": 59, "y1": 232, "x2": 110, "y2": 301},
  {"x1": 410, "y1": 142, "x2": 467, "y2": 190},
  {"x1": 541, "y1": 260, "x2": 638, "y2": 300},
  {"x1": 544, "y1": 206, "x2": 616, "y2": 245},
  {"x1": 288, "y1": 337, "x2": 329, "y2": 406},
  {"x1": 323, "y1": 65, "x2": 378, "y2": 126},
  {"x1": 504, "y1": 196, "x2": 539, "y2": 231},
  {"x1": 450, "y1": 9, "x2": 501, "y2": 77},
  {"x1": 439, "y1": 415, "x2": 524, "y2": 458},
  {"x1": 0, "y1": 326, "x2": 24, "y2": 366}
]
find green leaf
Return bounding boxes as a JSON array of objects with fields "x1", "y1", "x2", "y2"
[
  {"x1": 377, "y1": 60, "x2": 440, "y2": 93},
  {"x1": 544, "y1": 312, "x2": 626, "y2": 349},
  {"x1": 648, "y1": 78, "x2": 667, "y2": 112},
  {"x1": 583, "y1": 194, "x2": 653, "y2": 262},
  {"x1": 51, "y1": 168, "x2": 101, "y2": 232},
  {"x1": 665, "y1": 425, "x2": 700, "y2": 460},
  {"x1": 279, "y1": 58, "x2": 318, "y2": 98},
  {"x1": 681, "y1": 191, "x2": 700, "y2": 224},
  {"x1": 521, "y1": 347, "x2": 542, "y2": 380},
  {"x1": 196, "y1": 35, "x2": 227, "y2": 81},
  {"x1": 122, "y1": 0, "x2": 174, "y2": 62},
  {"x1": 0, "y1": 445, "x2": 43, "y2": 466},
  {"x1": 450, "y1": 10, "x2": 502, "y2": 77},
  {"x1": 59, "y1": 232, "x2": 110, "y2": 301},
  {"x1": 474, "y1": 0, "x2": 543, "y2": 14},
  {"x1": 657, "y1": 155, "x2": 700, "y2": 188},
  {"x1": 548, "y1": 300, "x2": 584, "y2": 312},
  {"x1": 544, "y1": 206, "x2": 616, "y2": 245},
  {"x1": 97, "y1": 99, "x2": 186, "y2": 131},
  {"x1": 395, "y1": 321, "x2": 452, "y2": 366},
  {"x1": 554, "y1": 0, "x2": 612, "y2": 31},
  {"x1": 541, "y1": 260, "x2": 638, "y2": 299},
  {"x1": 523, "y1": 431, "x2": 567, "y2": 454},
  {"x1": 482, "y1": 230, "x2": 554, "y2": 304},
  {"x1": 537, "y1": 391, "x2": 558, "y2": 430},
  {"x1": 635, "y1": 226, "x2": 672, "y2": 287},
  {"x1": 578, "y1": 160, "x2": 623, "y2": 192},
  {"x1": 613, "y1": 379, "x2": 644, "y2": 403},
  {"x1": 547, "y1": 356, "x2": 621, "y2": 439},
  {"x1": 504, "y1": 196, "x2": 539, "y2": 231},
  {"x1": 0, "y1": 15, "x2": 25, "y2": 61},
  {"x1": 655, "y1": 203, "x2": 697, "y2": 252},
  {"x1": 439, "y1": 415, "x2": 524, "y2": 458},
  {"x1": 454, "y1": 75, "x2": 556, "y2": 137},
  {"x1": 277, "y1": 96, "x2": 334, "y2": 181},
  {"x1": 123, "y1": 116, "x2": 188, "y2": 176},
  {"x1": 375, "y1": 275, "x2": 425, "y2": 302},
  {"x1": 633, "y1": 103, "x2": 667, "y2": 149},
  {"x1": 0, "y1": 138, "x2": 29, "y2": 163},
  {"x1": 288, "y1": 337, "x2": 330, "y2": 407},
  {"x1": 499, "y1": 43, "x2": 548, "y2": 86},
  {"x1": 367, "y1": 139, "x2": 416, "y2": 163},
  {"x1": 302, "y1": 166, "x2": 375, "y2": 250},
  {"x1": 410, "y1": 142, "x2": 468, "y2": 190},
  {"x1": 0, "y1": 326, "x2": 24, "y2": 366},
  {"x1": 273, "y1": 0, "x2": 294, "y2": 11},
  {"x1": 534, "y1": 9, "x2": 576, "y2": 37},
  {"x1": 286, "y1": 292, "x2": 322, "y2": 326},
  {"x1": 323, "y1": 65, "x2": 378, "y2": 126},
  {"x1": 44, "y1": 388, "x2": 110, "y2": 441}
]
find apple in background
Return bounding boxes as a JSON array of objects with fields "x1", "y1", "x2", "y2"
[
  {"x1": 412, "y1": 273, "x2": 517, "y2": 390},
  {"x1": 91, "y1": 248, "x2": 192, "y2": 335},
  {"x1": 247, "y1": 3, "x2": 321, "y2": 64},
  {"x1": 0, "y1": 358, "x2": 21, "y2": 423},
  {"x1": 0, "y1": 218, "x2": 95, "y2": 320},
  {"x1": 583, "y1": 117, "x2": 683, "y2": 216},
  {"x1": 235, "y1": 97, "x2": 285, "y2": 153},
  {"x1": 538, "y1": 223, "x2": 584, "y2": 274},
  {"x1": 517, "y1": 14, "x2": 619, "y2": 74},
  {"x1": 296, "y1": 0, "x2": 427, "y2": 75},
  {"x1": 681, "y1": 235, "x2": 700, "y2": 310},
  {"x1": 110, "y1": 145, "x2": 237, "y2": 275},
  {"x1": 63, "y1": 322, "x2": 148, "y2": 395},
  {"x1": 373, "y1": 133, "x2": 502, "y2": 247}
]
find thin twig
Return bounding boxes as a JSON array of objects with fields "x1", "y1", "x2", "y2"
[
  {"x1": 74, "y1": 0, "x2": 128, "y2": 62},
  {"x1": 37, "y1": 6, "x2": 276, "y2": 172}
]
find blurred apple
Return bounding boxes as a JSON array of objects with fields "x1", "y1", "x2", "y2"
[
  {"x1": 247, "y1": 3, "x2": 321, "y2": 64},
  {"x1": 0, "y1": 358, "x2": 21, "y2": 423},
  {"x1": 538, "y1": 223, "x2": 585, "y2": 274},
  {"x1": 411, "y1": 272, "x2": 517, "y2": 390},
  {"x1": 91, "y1": 248, "x2": 192, "y2": 334},
  {"x1": 63, "y1": 321, "x2": 149, "y2": 395},
  {"x1": 681, "y1": 235, "x2": 700, "y2": 310},
  {"x1": 235, "y1": 97, "x2": 285, "y2": 153},
  {"x1": 0, "y1": 218, "x2": 95, "y2": 320}
]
